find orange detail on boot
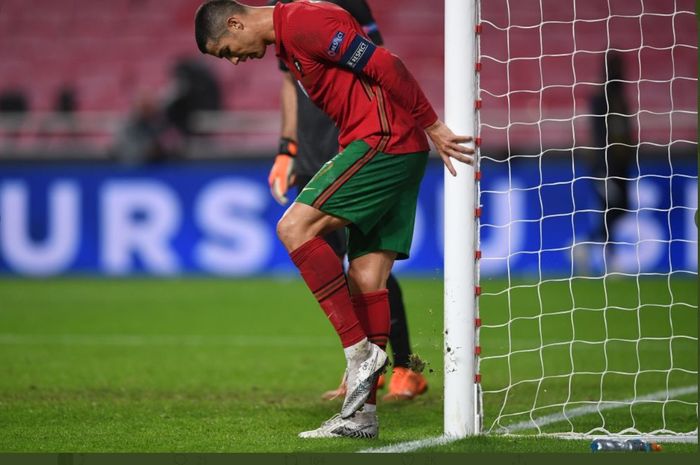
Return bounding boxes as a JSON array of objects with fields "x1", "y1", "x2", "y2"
[
  {"x1": 377, "y1": 374, "x2": 386, "y2": 390},
  {"x1": 382, "y1": 367, "x2": 429, "y2": 401}
]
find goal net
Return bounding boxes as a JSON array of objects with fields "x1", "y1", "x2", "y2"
[{"x1": 475, "y1": 0, "x2": 698, "y2": 440}]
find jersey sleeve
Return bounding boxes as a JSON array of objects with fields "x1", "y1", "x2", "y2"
[
  {"x1": 290, "y1": 6, "x2": 377, "y2": 72},
  {"x1": 296, "y1": 7, "x2": 438, "y2": 129},
  {"x1": 358, "y1": 47, "x2": 438, "y2": 129}
]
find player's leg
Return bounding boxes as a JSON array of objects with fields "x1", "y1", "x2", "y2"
[
  {"x1": 386, "y1": 275, "x2": 410, "y2": 368},
  {"x1": 298, "y1": 142, "x2": 427, "y2": 437},
  {"x1": 293, "y1": 172, "x2": 387, "y2": 403},
  {"x1": 318, "y1": 226, "x2": 377, "y2": 400},
  {"x1": 341, "y1": 148, "x2": 428, "y2": 416},
  {"x1": 605, "y1": 147, "x2": 632, "y2": 268},
  {"x1": 292, "y1": 174, "x2": 349, "y2": 259},
  {"x1": 277, "y1": 202, "x2": 346, "y2": 252},
  {"x1": 277, "y1": 201, "x2": 374, "y2": 354},
  {"x1": 279, "y1": 201, "x2": 387, "y2": 420},
  {"x1": 345, "y1": 250, "x2": 394, "y2": 414},
  {"x1": 383, "y1": 273, "x2": 429, "y2": 401}
]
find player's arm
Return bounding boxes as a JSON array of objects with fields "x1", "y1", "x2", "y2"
[
  {"x1": 339, "y1": 34, "x2": 474, "y2": 175},
  {"x1": 280, "y1": 71, "x2": 298, "y2": 141},
  {"x1": 298, "y1": 10, "x2": 473, "y2": 174},
  {"x1": 269, "y1": 71, "x2": 298, "y2": 205},
  {"x1": 423, "y1": 119, "x2": 474, "y2": 176}
]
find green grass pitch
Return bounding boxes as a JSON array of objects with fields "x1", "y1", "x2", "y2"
[{"x1": 0, "y1": 277, "x2": 696, "y2": 453}]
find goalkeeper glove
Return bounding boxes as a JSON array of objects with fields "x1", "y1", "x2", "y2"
[{"x1": 268, "y1": 137, "x2": 298, "y2": 205}]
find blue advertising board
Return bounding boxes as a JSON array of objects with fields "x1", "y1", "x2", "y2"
[{"x1": 0, "y1": 159, "x2": 696, "y2": 276}]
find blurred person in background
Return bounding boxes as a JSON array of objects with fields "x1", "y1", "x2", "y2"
[
  {"x1": 0, "y1": 88, "x2": 29, "y2": 155},
  {"x1": 55, "y1": 86, "x2": 77, "y2": 114},
  {"x1": 267, "y1": 0, "x2": 428, "y2": 404},
  {"x1": 112, "y1": 58, "x2": 223, "y2": 165},
  {"x1": 111, "y1": 92, "x2": 171, "y2": 165},
  {"x1": 579, "y1": 52, "x2": 634, "y2": 273},
  {"x1": 195, "y1": 0, "x2": 473, "y2": 438},
  {"x1": 37, "y1": 85, "x2": 78, "y2": 149},
  {"x1": 0, "y1": 89, "x2": 28, "y2": 114},
  {"x1": 55, "y1": 86, "x2": 77, "y2": 115},
  {"x1": 165, "y1": 58, "x2": 222, "y2": 141}
]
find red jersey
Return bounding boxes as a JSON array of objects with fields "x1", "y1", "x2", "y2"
[{"x1": 273, "y1": 1, "x2": 438, "y2": 154}]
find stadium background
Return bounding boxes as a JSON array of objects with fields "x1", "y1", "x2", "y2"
[
  {"x1": 0, "y1": 0, "x2": 696, "y2": 277},
  {"x1": 0, "y1": 0, "x2": 696, "y2": 453}
]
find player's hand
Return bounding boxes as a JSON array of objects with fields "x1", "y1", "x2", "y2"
[
  {"x1": 425, "y1": 120, "x2": 474, "y2": 176},
  {"x1": 268, "y1": 137, "x2": 298, "y2": 205}
]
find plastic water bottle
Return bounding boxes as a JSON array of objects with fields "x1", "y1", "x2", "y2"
[{"x1": 590, "y1": 438, "x2": 662, "y2": 452}]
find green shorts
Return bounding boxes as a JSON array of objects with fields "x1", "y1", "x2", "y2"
[{"x1": 295, "y1": 140, "x2": 428, "y2": 260}]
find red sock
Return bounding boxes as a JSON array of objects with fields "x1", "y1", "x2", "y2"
[
  {"x1": 290, "y1": 237, "x2": 366, "y2": 348},
  {"x1": 352, "y1": 289, "x2": 391, "y2": 405}
]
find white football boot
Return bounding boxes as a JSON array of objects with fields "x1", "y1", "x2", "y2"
[
  {"x1": 341, "y1": 341, "x2": 387, "y2": 418},
  {"x1": 298, "y1": 410, "x2": 378, "y2": 439}
]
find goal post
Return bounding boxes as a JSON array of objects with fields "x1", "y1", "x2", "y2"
[
  {"x1": 444, "y1": 0, "x2": 697, "y2": 441},
  {"x1": 443, "y1": 0, "x2": 479, "y2": 438}
]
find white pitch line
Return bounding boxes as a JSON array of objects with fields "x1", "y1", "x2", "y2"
[
  {"x1": 359, "y1": 385, "x2": 698, "y2": 453},
  {"x1": 506, "y1": 385, "x2": 698, "y2": 432},
  {"x1": 358, "y1": 435, "x2": 459, "y2": 454}
]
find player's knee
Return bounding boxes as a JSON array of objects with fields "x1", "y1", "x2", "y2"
[
  {"x1": 347, "y1": 266, "x2": 383, "y2": 294},
  {"x1": 277, "y1": 214, "x2": 309, "y2": 250},
  {"x1": 276, "y1": 215, "x2": 294, "y2": 246}
]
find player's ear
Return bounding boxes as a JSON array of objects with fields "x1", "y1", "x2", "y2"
[{"x1": 226, "y1": 16, "x2": 244, "y2": 31}]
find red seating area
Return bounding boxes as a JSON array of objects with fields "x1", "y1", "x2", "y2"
[
  {"x1": 1, "y1": 0, "x2": 224, "y2": 112},
  {"x1": 477, "y1": 0, "x2": 697, "y2": 147},
  {"x1": 0, "y1": 0, "x2": 696, "y2": 148}
]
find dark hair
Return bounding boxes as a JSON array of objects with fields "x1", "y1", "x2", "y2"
[{"x1": 195, "y1": 0, "x2": 246, "y2": 54}]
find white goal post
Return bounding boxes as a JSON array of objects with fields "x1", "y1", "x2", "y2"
[
  {"x1": 443, "y1": 0, "x2": 479, "y2": 438},
  {"x1": 443, "y1": 0, "x2": 698, "y2": 441}
]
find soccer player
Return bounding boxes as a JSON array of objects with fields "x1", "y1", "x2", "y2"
[
  {"x1": 589, "y1": 52, "x2": 634, "y2": 268},
  {"x1": 194, "y1": 0, "x2": 473, "y2": 438},
  {"x1": 267, "y1": 0, "x2": 428, "y2": 402}
]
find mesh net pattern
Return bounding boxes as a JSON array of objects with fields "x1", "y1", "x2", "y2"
[{"x1": 476, "y1": 0, "x2": 698, "y2": 438}]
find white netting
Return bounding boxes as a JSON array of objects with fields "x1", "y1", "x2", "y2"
[{"x1": 476, "y1": 0, "x2": 698, "y2": 439}]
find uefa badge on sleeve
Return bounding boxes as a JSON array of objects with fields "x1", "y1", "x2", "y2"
[{"x1": 327, "y1": 31, "x2": 345, "y2": 56}]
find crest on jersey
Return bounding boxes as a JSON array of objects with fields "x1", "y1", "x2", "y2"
[{"x1": 327, "y1": 31, "x2": 345, "y2": 57}]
